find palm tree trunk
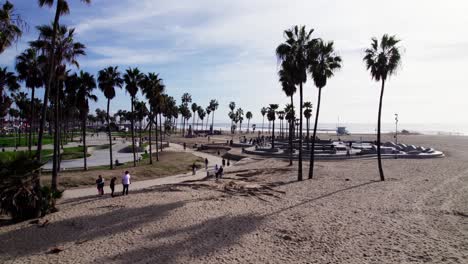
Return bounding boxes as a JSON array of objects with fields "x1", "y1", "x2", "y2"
[
  {"x1": 51, "y1": 81, "x2": 60, "y2": 191},
  {"x1": 247, "y1": 119, "x2": 250, "y2": 133},
  {"x1": 298, "y1": 82, "x2": 303, "y2": 181},
  {"x1": 149, "y1": 114, "x2": 153, "y2": 165},
  {"x1": 271, "y1": 120, "x2": 275, "y2": 149},
  {"x1": 377, "y1": 79, "x2": 386, "y2": 181},
  {"x1": 289, "y1": 95, "x2": 294, "y2": 166},
  {"x1": 28, "y1": 87, "x2": 35, "y2": 154},
  {"x1": 159, "y1": 113, "x2": 163, "y2": 152},
  {"x1": 211, "y1": 110, "x2": 215, "y2": 134},
  {"x1": 306, "y1": 118, "x2": 310, "y2": 150},
  {"x1": 37, "y1": 0, "x2": 60, "y2": 163},
  {"x1": 107, "y1": 99, "x2": 113, "y2": 170},
  {"x1": 131, "y1": 97, "x2": 136, "y2": 167},
  {"x1": 82, "y1": 115, "x2": 87, "y2": 170},
  {"x1": 309, "y1": 87, "x2": 322, "y2": 179},
  {"x1": 262, "y1": 116, "x2": 264, "y2": 134},
  {"x1": 154, "y1": 115, "x2": 159, "y2": 161}
]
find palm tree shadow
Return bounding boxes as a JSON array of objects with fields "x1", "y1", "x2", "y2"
[
  {"x1": 266, "y1": 180, "x2": 379, "y2": 216},
  {"x1": 0, "y1": 200, "x2": 187, "y2": 259},
  {"x1": 99, "y1": 213, "x2": 264, "y2": 264}
]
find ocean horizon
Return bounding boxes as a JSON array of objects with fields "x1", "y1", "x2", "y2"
[{"x1": 178, "y1": 122, "x2": 468, "y2": 136}]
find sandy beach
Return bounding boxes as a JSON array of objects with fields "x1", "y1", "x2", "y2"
[{"x1": 0, "y1": 134, "x2": 467, "y2": 263}]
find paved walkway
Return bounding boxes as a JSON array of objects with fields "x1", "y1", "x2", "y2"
[{"x1": 62, "y1": 143, "x2": 226, "y2": 199}]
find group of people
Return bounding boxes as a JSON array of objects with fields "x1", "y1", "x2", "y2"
[
  {"x1": 95, "y1": 171, "x2": 131, "y2": 197},
  {"x1": 202, "y1": 158, "x2": 225, "y2": 180}
]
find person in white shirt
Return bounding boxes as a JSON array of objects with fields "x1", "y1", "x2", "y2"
[{"x1": 122, "y1": 171, "x2": 131, "y2": 195}]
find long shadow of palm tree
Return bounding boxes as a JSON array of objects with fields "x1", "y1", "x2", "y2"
[
  {"x1": 98, "y1": 213, "x2": 265, "y2": 264},
  {"x1": 0, "y1": 200, "x2": 187, "y2": 259}
]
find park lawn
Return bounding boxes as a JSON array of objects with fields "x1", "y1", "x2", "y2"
[
  {"x1": 0, "y1": 145, "x2": 98, "y2": 163},
  {"x1": 41, "y1": 151, "x2": 204, "y2": 188},
  {"x1": 0, "y1": 149, "x2": 54, "y2": 163},
  {"x1": 0, "y1": 135, "x2": 54, "y2": 148}
]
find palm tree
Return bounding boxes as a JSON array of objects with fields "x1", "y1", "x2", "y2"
[
  {"x1": 279, "y1": 60, "x2": 297, "y2": 166},
  {"x1": 267, "y1": 104, "x2": 279, "y2": 148},
  {"x1": 236, "y1": 108, "x2": 244, "y2": 133},
  {"x1": 303, "y1": 101, "x2": 312, "y2": 150},
  {"x1": 191, "y1": 102, "x2": 198, "y2": 133},
  {"x1": 197, "y1": 107, "x2": 205, "y2": 131},
  {"x1": 0, "y1": 1, "x2": 24, "y2": 54},
  {"x1": 142, "y1": 72, "x2": 164, "y2": 163},
  {"x1": 75, "y1": 71, "x2": 97, "y2": 170},
  {"x1": 181, "y1": 93, "x2": 192, "y2": 136},
  {"x1": 277, "y1": 111, "x2": 285, "y2": 138},
  {"x1": 260, "y1": 107, "x2": 267, "y2": 134},
  {"x1": 276, "y1": 25, "x2": 319, "y2": 181},
  {"x1": 0, "y1": 67, "x2": 20, "y2": 122},
  {"x1": 209, "y1": 99, "x2": 218, "y2": 133},
  {"x1": 36, "y1": 0, "x2": 91, "y2": 170},
  {"x1": 246, "y1": 111, "x2": 252, "y2": 133},
  {"x1": 228, "y1": 101, "x2": 236, "y2": 133},
  {"x1": 308, "y1": 40, "x2": 342, "y2": 179},
  {"x1": 15, "y1": 48, "x2": 44, "y2": 154},
  {"x1": 284, "y1": 104, "x2": 295, "y2": 165},
  {"x1": 364, "y1": 34, "x2": 402, "y2": 181},
  {"x1": 98, "y1": 66, "x2": 123, "y2": 169},
  {"x1": 205, "y1": 106, "x2": 211, "y2": 131},
  {"x1": 123, "y1": 67, "x2": 144, "y2": 167}
]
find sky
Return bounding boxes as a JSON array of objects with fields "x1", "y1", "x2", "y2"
[{"x1": 1, "y1": 0, "x2": 468, "y2": 131}]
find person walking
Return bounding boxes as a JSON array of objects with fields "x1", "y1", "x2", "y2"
[
  {"x1": 96, "y1": 175, "x2": 105, "y2": 195},
  {"x1": 192, "y1": 163, "x2": 197, "y2": 175},
  {"x1": 110, "y1": 177, "x2": 117, "y2": 197},
  {"x1": 204, "y1": 158, "x2": 209, "y2": 170},
  {"x1": 122, "y1": 171, "x2": 131, "y2": 195}
]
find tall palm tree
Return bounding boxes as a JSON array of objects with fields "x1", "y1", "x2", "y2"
[
  {"x1": 31, "y1": 24, "x2": 86, "y2": 190},
  {"x1": 284, "y1": 104, "x2": 295, "y2": 165},
  {"x1": 279, "y1": 60, "x2": 297, "y2": 166},
  {"x1": 364, "y1": 34, "x2": 402, "y2": 181},
  {"x1": 209, "y1": 99, "x2": 218, "y2": 133},
  {"x1": 197, "y1": 107, "x2": 205, "y2": 131},
  {"x1": 246, "y1": 111, "x2": 252, "y2": 133},
  {"x1": 277, "y1": 110, "x2": 284, "y2": 138},
  {"x1": 123, "y1": 67, "x2": 144, "y2": 167},
  {"x1": 0, "y1": 67, "x2": 20, "y2": 121},
  {"x1": 15, "y1": 48, "x2": 44, "y2": 154},
  {"x1": 142, "y1": 72, "x2": 164, "y2": 163},
  {"x1": 267, "y1": 104, "x2": 279, "y2": 148},
  {"x1": 191, "y1": 102, "x2": 198, "y2": 133},
  {"x1": 0, "y1": 1, "x2": 24, "y2": 54},
  {"x1": 75, "y1": 71, "x2": 97, "y2": 170},
  {"x1": 308, "y1": 40, "x2": 342, "y2": 179},
  {"x1": 260, "y1": 107, "x2": 267, "y2": 134},
  {"x1": 98, "y1": 66, "x2": 123, "y2": 169},
  {"x1": 276, "y1": 25, "x2": 319, "y2": 181},
  {"x1": 303, "y1": 101, "x2": 312, "y2": 150},
  {"x1": 228, "y1": 101, "x2": 236, "y2": 133},
  {"x1": 236, "y1": 108, "x2": 243, "y2": 133},
  {"x1": 36, "y1": 0, "x2": 91, "y2": 169},
  {"x1": 181, "y1": 93, "x2": 192, "y2": 136},
  {"x1": 205, "y1": 106, "x2": 211, "y2": 131}
]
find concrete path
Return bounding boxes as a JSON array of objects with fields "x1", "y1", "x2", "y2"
[
  {"x1": 42, "y1": 140, "x2": 143, "y2": 170},
  {"x1": 62, "y1": 143, "x2": 226, "y2": 199}
]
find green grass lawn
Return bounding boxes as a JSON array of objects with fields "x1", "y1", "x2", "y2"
[
  {"x1": 0, "y1": 146, "x2": 93, "y2": 163},
  {"x1": 0, "y1": 135, "x2": 54, "y2": 148}
]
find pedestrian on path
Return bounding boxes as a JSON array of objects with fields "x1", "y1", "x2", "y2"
[
  {"x1": 192, "y1": 163, "x2": 197, "y2": 175},
  {"x1": 96, "y1": 175, "x2": 104, "y2": 195},
  {"x1": 110, "y1": 177, "x2": 116, "y2": 197},
  {"x1": 205, "y1": 158, "x2": 209, "y2": 170},
  {"x1": 122, "y1": 171, "x2": 131, "y2": 195}
]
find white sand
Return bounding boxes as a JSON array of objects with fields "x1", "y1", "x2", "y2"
[{"x1": 0, "y1": 135, "x2": 467, "y2": 263}]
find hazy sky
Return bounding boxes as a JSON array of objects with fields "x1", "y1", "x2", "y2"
[{"x1": 1, "y1": 0, "x2": 467, "y2": 128}]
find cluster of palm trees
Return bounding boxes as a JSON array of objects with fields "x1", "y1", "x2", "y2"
[
  {"x1": 275, "y1": 25, "x2": 401, "y2": 182},
  {"x1": 177, "y1": 94, "x2": 219, "y2": 136},
  {"x1": 227, "y1": 102, "x2": 253, "y2": 134}
]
